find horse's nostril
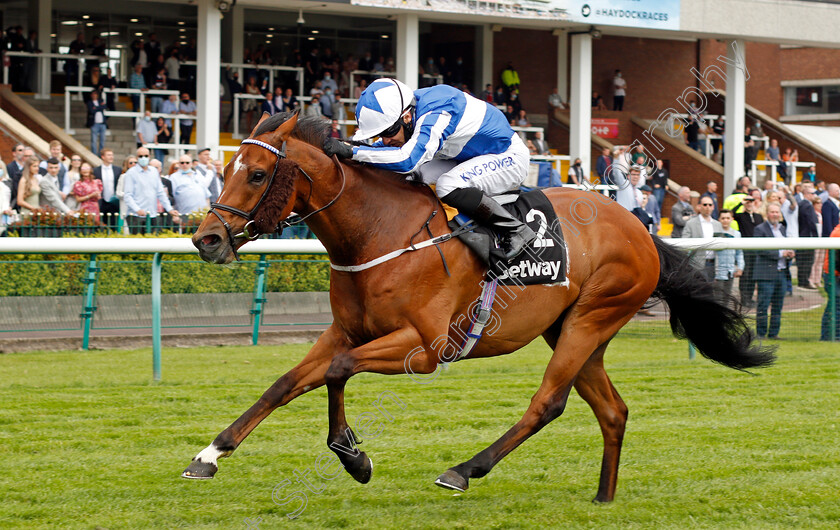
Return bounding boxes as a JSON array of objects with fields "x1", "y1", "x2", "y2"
[{"x1": 202, "y1": 234, "x2": 222, "y2": 248}]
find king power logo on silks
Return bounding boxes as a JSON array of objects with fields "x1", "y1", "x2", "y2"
[{"x1": 458, "y1": 155, "x2": 516, "y2": 182}]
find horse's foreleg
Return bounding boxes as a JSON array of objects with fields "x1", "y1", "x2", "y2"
[
  {"x1": 323, "y1": 327, "x2": 433, "y2": 484},
  {"x1": 573, "y1": 343, "x2": 628, "y2": 503},
  {"x1": 182, "y1": 327, "x2": 347, "y2": 479}
]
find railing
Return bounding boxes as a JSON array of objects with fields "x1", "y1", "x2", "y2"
[
  {"x1": 181, "y1": 61, "x2": 305, "y2": 101},
  {"x1": 3, "y1": 50, "x2": 108, "y2": 96},
  {"x1": 0, "y1": 237, "x2": 836, "y2": 379},
  {"x1": 142, "y1": 143, "x2": 241, "y2": 162},
  {"x1": 750, "y1": 160, "x2": 815, "y2": 186},
  {"x1": 64, "y1": 86, "x2": 181, "y2": 134}
]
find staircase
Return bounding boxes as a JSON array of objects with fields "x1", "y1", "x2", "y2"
[{"x1": 18, "y1": 94, "x2": 138, "y2": 159}]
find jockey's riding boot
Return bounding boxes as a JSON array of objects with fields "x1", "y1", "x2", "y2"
[
  {"x1": 473, "y1": 194, "x2": 537, "y2": 261},
  {"x1": 442, "y1": 188, "x2": 536, "y2": 261}
]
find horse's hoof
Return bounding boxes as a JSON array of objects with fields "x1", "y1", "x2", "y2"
[
  {"x1": 182, "y1": 459, "x2": 218, "y2": 479},
  {"x1": 347, "y1": 453, "x2": 373, "y2": 484},
  {"x1": 435, "y1": 469, "x2": 469, "y2": 492},
  {"x1": 592, "y1": 495, "x2": 613, "y2": 504}
]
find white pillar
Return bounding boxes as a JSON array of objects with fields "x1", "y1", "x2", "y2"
[
  {"x1": 228, "y1": 4, "x2": 245, "y2": 64},
  {"x1": 569, "y1": 33, "x2": 592, "y2": 176},
  {"x1": 196, "y1": 0, "x2": 222, "y2": 151},
  {"x1": 723, "y1": 39, "x2": 746, "y2": 194},
  {"x1": 556, "y1": 31, "x2": 568, "y2": 103},
  {"x1": 396, "y1": 14, "x2": 419, "y2": 90},
  {"x1": 29, "y1": 0, "x2": 52, "y2": 98},
  {"x1": 477, "y1": 24, "x2": 494, "y2": 91}
]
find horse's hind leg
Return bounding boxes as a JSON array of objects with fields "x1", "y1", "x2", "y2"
[{"x1": 573, "y1": 341, "x2": 628, "y2": 503}]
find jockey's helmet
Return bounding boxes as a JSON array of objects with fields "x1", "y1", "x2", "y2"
[{"x1": 352, "y1": 78, "x2": 416, "y2": 142}]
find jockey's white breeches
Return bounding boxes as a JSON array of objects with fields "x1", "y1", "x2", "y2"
[{"x1": 415, "y1": 133, "x2": 530, "y2": 198}]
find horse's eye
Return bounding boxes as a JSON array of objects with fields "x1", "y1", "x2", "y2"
[{"x1": 249, "y1": 171, "x2": 266, "y2": 184}]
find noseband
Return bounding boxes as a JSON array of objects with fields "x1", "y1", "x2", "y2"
[{"x1": 207, "y1": 137, "x2": 345, "y2": 261}]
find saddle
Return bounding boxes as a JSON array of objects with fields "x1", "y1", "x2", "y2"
[{"x1": 447, "y1": 189, "x2": 567, "y2": 286}]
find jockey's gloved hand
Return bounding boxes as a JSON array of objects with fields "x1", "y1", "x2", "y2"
[{"x1": 323, "y1": 138, "x2": 353, "y2": 159}]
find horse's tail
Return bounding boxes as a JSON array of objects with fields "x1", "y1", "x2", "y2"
[{"x1": 650, "y1": 234, "x2": 776, "y2": 370}]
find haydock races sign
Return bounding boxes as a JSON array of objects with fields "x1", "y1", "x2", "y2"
[
  {"x1": 571, "y1": 0, "x2": 680, "y2": 29},
  {"x1": 346, "y1": 0, "x2": 679, "y2": 28}
]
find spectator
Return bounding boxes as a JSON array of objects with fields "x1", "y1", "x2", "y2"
[
  {"x1": 797, "y1": 184, "x2": 820, "y2": 289},
  {"x1": 753, "y1": 203, "x2": 795, "y2": 339},
  {"x1": 711, "y1": 117, "x2": 724, "y2": 156},
  {"x1": 614, "y1": 166, "x2": 643, "y2": 212},
  {"x1": 682, "y1": 196, "x2": 722, "y2": 280},
  {"x1": 169, "y1": 154, "x2": 210, "y2": 216},
  {"x1": 508, "y1": 91, "x2": 522, "y2": 116},
  {"x1": 309, "y1": 80, "x2": 324, "y2": 98},
  {"x1": 781, "y1": 148, "x2": 798, "y2": 184},
  {"x1": 261, "y1": 93, "x2": 281, "y2": 116},
  {"x1": 700, "y1": 180, "x2": 720, "y2": 219},
  {"x1": 330, "y1": 119, "x2": 342, "y2": 139},
  {"x1": 810, "y1": 197, "x2": 825, "y2": 289},
  {"x1": 685, "y1": 117, "x2": 701, "y2": 153},
  {"x1": 65, "y1": 32, "x2": 86, "y2": 85},
  {"x1": 752, "y1": 119, "x2": 765, "y2": 138},
  {"x1": 194, "y1": 148, "x2": 222, "y2": 203},
  {"x1": 493, "y1": 85, "x2": 506, "y2": 106},
  {"x1": 136, "y1": 110, "x2": 157, "y2": 149},
  {"x1": 282, "y1": 88, "x2": 299, "y2": 113},
  {"x1": 165, "y1": 49, "x2": 181, "y2": 91},
  {"x1": 650, "y1": 158, "x2": 668, "y2": 207},
  {"x1": 321, "y1": 71, "x2": 338, "y2": 94},
  {"x1": 178, "y1": 92, "x2": 197, "y2": 145},
  {"x1": 39, "y1": 158, "x2": 73, "y2": 214},
  {"x1": 6, "y1": 144, "x2": 26, "y2": 210},
  {"x1": 612, "y1": 69, "x2": 626, "y2": 111},
  {"x1": 803, "y1": 165, "x2": 817, "y2": 184},
  {"x1": 516, "y1": 109, "x2": 530, "y2": 127},
  {"x1": 213, "y1": 159, "x2": 225, "y2": 184},
  {"x1": 241, "y1": 76, "x2": 260, "y2": 132},
  {"x1": 595, "y1": 147, "x2": 612, "y2": 186},
  {"x1": 641, "y1": 185, "x2": 661, "y2": 234},
  {"x1": 500, "y1": 62, "x2": 520, "y2": 92},
  {"x1": 765, "y1": 139, "x2": 785, "y2": 183},
  {"x1": 63, "y1": 155, "x2": 82, "y2": 209},
  {"x1": 161, "y1": 94, "x2": 178, "y2": 128},
  {"x1": 305, "y1": 46, "x2": 322, "y2": 88},
  {"x1": 304, "y1": 94, "x2": 324, "y2": 118},
  {"x1": 715, "y1": 209, "x2": 745, "y2": 303},
  {"x1": 743, "y1": 126, "x2": 756, "y2": 175},
  {"x1": 822, "y1": 183, "x2": 840, "y2": 237},
  {"x1": 72, "y1": 163, "x2": 101, "y2": 216},
  {"x1": 144, "y1": 33, "x2": 162, "y2": 82},
  {"x1": 548, "y1": 88, "x2": 565, "y2": 111},
  {"x1": 566, "y1": 158, "x2": 585, "y2": 185},
  {"x1": 733, "y1": 194, "x2": 763, "y2": 307},
  {"x1": 150, "y1": 67, "x2": 168, "y2": 114},
  {"x1": 0, "y1": 162, "x2": 12, "y2": 234},
  {"x1": 481, "y1": 84, "x2": 494, "y2": 103},
  {"x1": 129, "y1": 63, "x2": 147, "y2": 113},
  {"x1": 39, "y1": 140, "x2": 69, "y2": 175},
  {"x1": 354, "y1": 78, "x2": 368, "y2": 100},
  {"x1": 670, "y1": 186, "x2": 693, "y2": 238},
  {"x1": 17, "y1": 156, "x2": 41, "y2": 214},
  {"x1": 532, "y1": 131, "x2": 549, "y2": 155},
  {"x1": 592, "y1": 91, "x2": 607, "y2": 111},
  {"x1": 820, "y1": 222, "x2": 840, "y2": 341},
  {"x1": 94, "y1": 148, "x2": 122, "y2": 227},
  {"x1": 321, "y1": 87, "x2": 336, "y2": 119},
  {"x1": 101, "y1": 67, "x2": 118, "y2": 111},
  {"x1": 86, "y1": 90, "x2": 108, "y2": 157},
  {"x1": 122, "y1": 147, "x2": 179, "y2": 233},
  {"x1": 154, "y1": 117, "x2": 171, "y2": 164}
]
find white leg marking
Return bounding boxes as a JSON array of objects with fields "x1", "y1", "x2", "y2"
[{"x1": 195, "y1": 444, "x2": 224, "y2": 465}]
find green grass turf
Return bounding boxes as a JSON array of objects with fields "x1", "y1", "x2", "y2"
[{"x1": 1, "y1": 335, "x2": 838, "y2": 529}]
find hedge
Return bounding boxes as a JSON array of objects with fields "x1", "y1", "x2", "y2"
[{"x1": 0, "y1": 233, "x2": 329, "y2": 297}]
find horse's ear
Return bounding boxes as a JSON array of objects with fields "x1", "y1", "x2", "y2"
[
  {"x1": 248, "y1": 112, "x2": 272, "y2": 139},
  {"x1": 266, "y1": 109, "x2": 299, "y2": 143}
]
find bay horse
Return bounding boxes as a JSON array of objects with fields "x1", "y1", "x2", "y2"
[{"x1": 183, "y1": 111, "x2": 774, "y2": 502}]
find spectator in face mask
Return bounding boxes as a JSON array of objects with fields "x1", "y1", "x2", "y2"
[
  {"x1": 321, "y1": 71, "x2": 337, "y2": 93},
  {"x1": 122, "y1": 146, "x2": 180, "y2": 233},
  {"x1": 320, "y1": 87, "x2": 335, "y2": 119}
]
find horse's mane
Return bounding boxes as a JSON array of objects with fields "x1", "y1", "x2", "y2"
[{"x1": 253, "y1": 112, "x2": 331, "y2": 151}]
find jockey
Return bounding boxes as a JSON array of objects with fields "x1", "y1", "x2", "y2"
[{"x1": 323, "y1": 78, "x2": 536, "y2": 261}]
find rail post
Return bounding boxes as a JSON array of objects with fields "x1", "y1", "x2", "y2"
[
  {"x1": 152, "y1": 253, "x2": 163, "y2": 381},
  {"x1": 830, "y1": 248, "x2": 837, "y2": 342},
  {"x1": 250, "y1": 254, "x2": 269, "y2": 345},
  {"x1": 80, "y1": 254, "x2": 100, "y2": 350}
]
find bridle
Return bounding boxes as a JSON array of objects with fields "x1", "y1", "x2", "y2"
[{"x1": 207, "y1": 137, "x2": 346, "y2": 261}]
